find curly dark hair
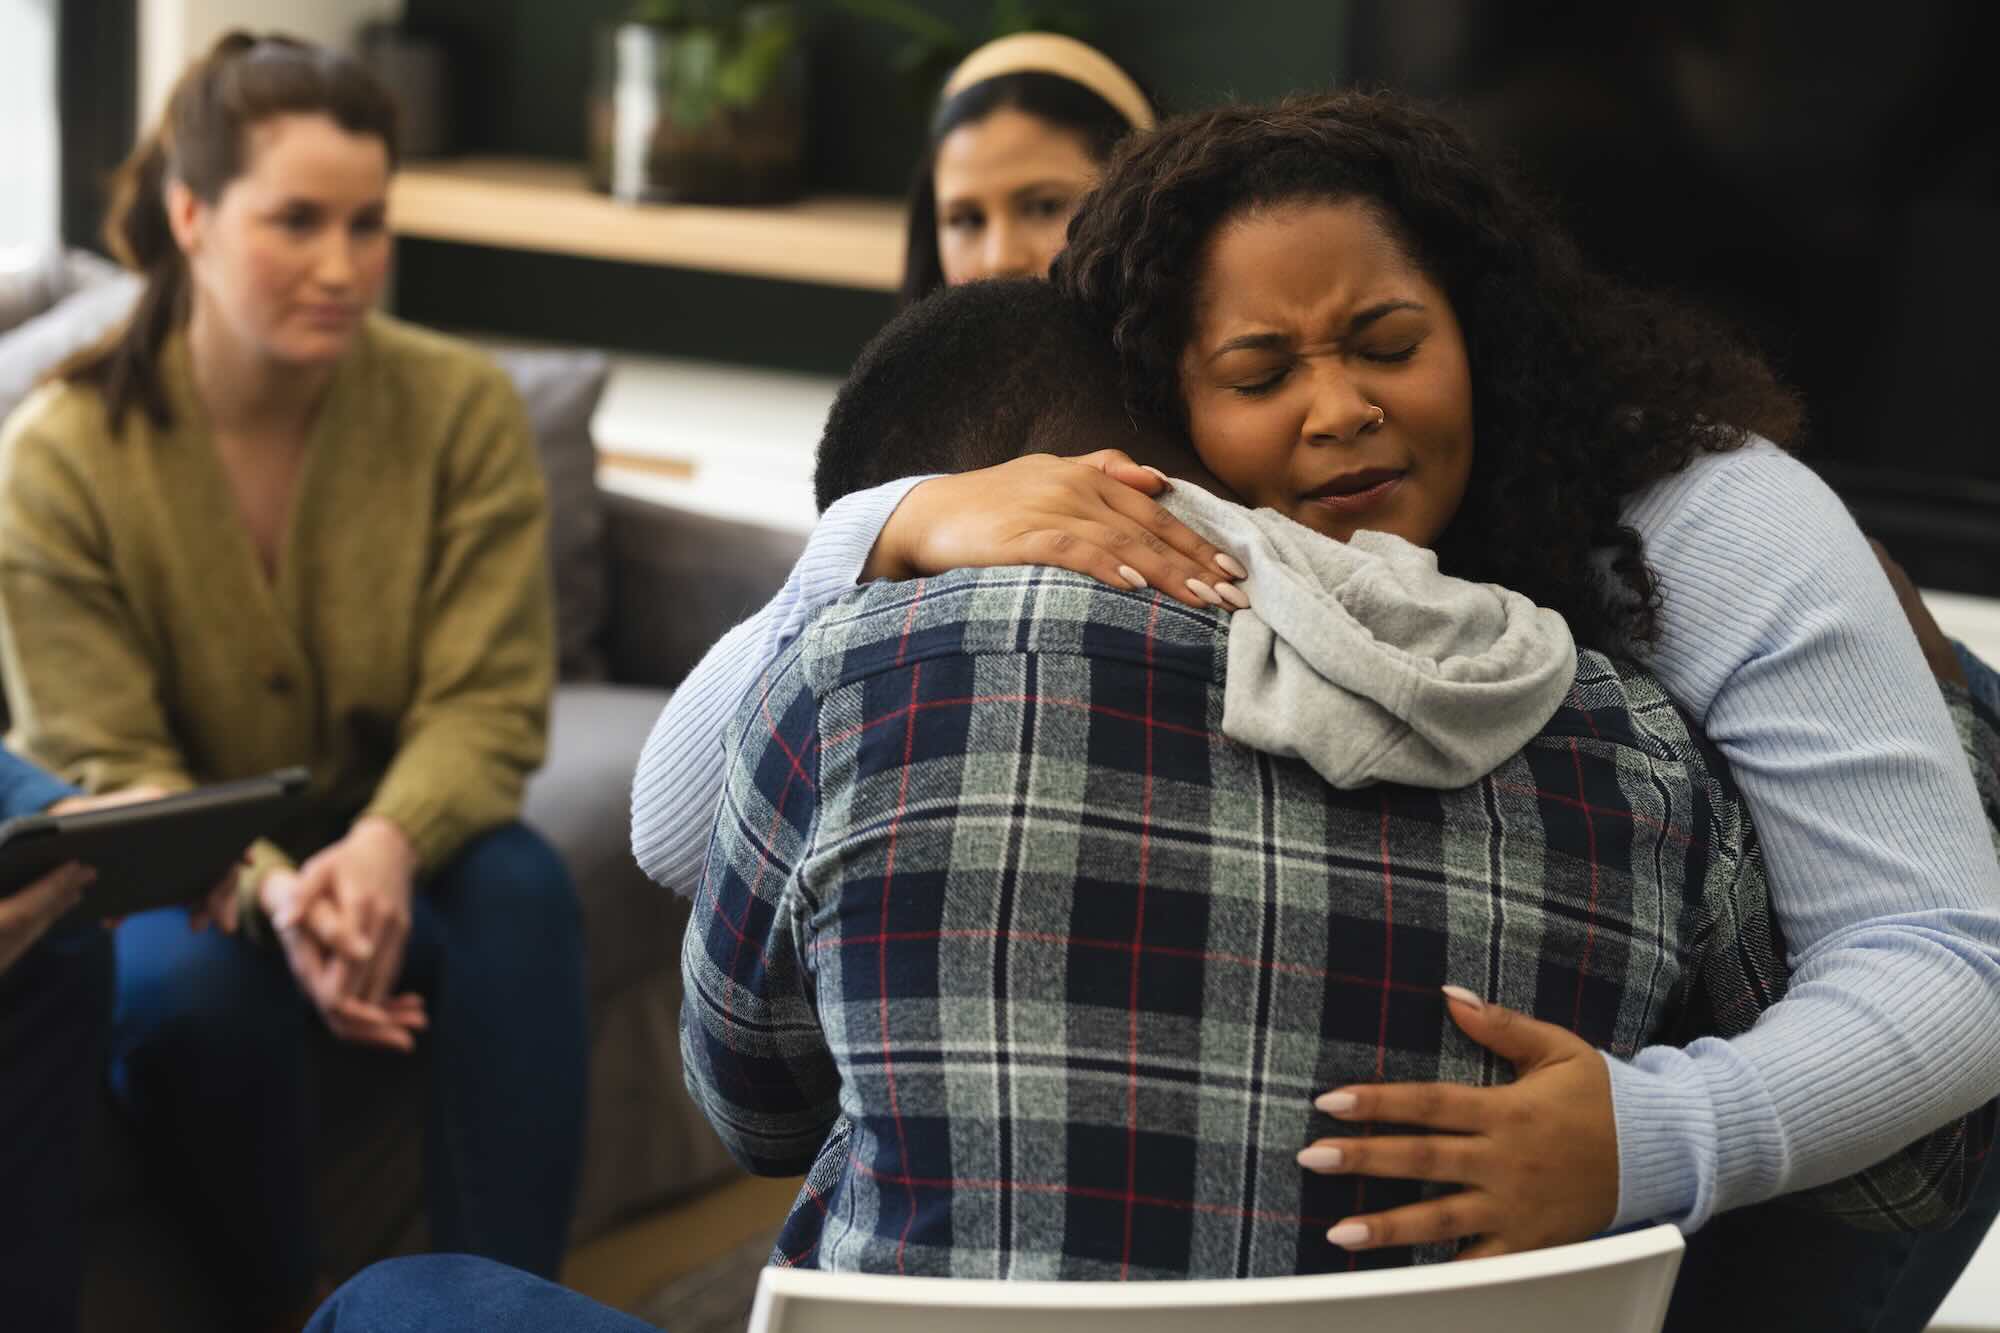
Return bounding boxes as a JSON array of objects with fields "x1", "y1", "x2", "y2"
[{"x1": 1053, "y1": 90, "x2": 1803, "y2": 651}]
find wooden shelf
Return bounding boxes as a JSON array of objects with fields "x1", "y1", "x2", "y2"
[{"x1": 389, "y1": 158, "x2": 904, "y2": 292}]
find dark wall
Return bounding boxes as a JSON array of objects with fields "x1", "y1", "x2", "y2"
[
  {"x1": 395, "y1": 0, "x2": 1999, "y2": 593},
  {"x1": 402, "y1": 1, "x2": 1356, "y2": 195},
  {"x1": 393, "y1": 1, "x2": 1355, "y2": 374},
  {"x1": 1345, "y1": 0, "x2": 2000, "y2": 593}
]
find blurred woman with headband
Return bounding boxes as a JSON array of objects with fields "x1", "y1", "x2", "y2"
[{"x1": 899, "y1": 31, "x2": 1155, "y2": 303}]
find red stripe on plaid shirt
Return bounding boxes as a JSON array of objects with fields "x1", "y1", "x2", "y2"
[
  {"x1": 1569, "y1": 739, "x2": 1604, "y2": 1031},
  {"x1": 819, "y1": 693, "x2": 1215, "y2": 749},
  {"x1": 894, "y1": 578, "x2": 928, "y2": 666},
  {"x1": 1122, "y1": 595, "x2": 1164, "y2": 1278},
  {"x1": 715, "y1": 664, "x2": 813, "y2": 1027},
  {"x1": 882, "y1": 662, "x2": 924, "y2": 1274},
  {"x1": 816, "y1": 926, "x2": 1442, "y2": 997},
  {"x1": 1489, "y1": 778, "x2": 1701, "y2": 847},
  {"x1": 851, "y1": 1157, "x2": 1345, "y2": 1231}
]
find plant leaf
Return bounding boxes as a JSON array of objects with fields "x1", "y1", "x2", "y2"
[{"x1": 835, "y1": 0, "x2": 965, "y2": 47}]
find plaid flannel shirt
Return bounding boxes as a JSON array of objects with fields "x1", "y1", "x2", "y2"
[{"x1": 682, "y1": 567, "x2": 1993, "y2": 1280}]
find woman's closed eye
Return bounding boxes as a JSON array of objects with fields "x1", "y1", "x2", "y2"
[
  {"x1": 943, "y1": 207, "x2": 986, "y2": 234},
  {"x1": 1020, "y1": 193, "x2": 1071, "y2": 221},
  {"x1": 1230, "y1": 364, "x2": 1291, "y2": 397},
  {"x1": 1361, "y1": 342, "x2": 1421, "y2": 365}
]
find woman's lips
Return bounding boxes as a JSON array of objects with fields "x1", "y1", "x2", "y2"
[
  {"x1": 1307, "y1": 475, "x2": 1404, "y2": 513},
  {"x1": 299, "y1": 305, "x2": 359, "y2": 328}
]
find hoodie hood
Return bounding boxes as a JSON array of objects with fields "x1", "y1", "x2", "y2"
[{"x1": 1160, "y1": 484, "x2": 1577, "y2": 789}]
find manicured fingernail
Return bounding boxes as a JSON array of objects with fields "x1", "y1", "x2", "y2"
[
  {"x1": 1215, "y1": 553, "x2": 1248, "y2": 580},
  {"x1": 1326, "y1": 1222, "x2": 1371, "y2": 1248},
  {"x1": 1118, "y1": 564, "x2": 1148, "y2": 590},
  {"x1": 1187, "y1": 578, "x2": 1224, "y2": 607},
  {"x1": 1141, "y1": 465, "x2": 1174, "y2": 489},
  {"x1": 1315, "y1": 1091, "x2": 1358, "y2": 1115},
  {"x1": 1441, "y1": 984, "x2": 1485, "y2": 1010},
  {"x1": 1297, "y1": 1145, "x2": 1344, "y2": 1170},
  {"x1": 1214, "y1": 581, "x2": 1249, "y2": 610}
]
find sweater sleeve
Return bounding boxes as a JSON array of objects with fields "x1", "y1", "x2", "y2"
[
  {"x1": 1606, "y1": 442, "x2": 2000, "y2": 1230},
  {"x1": 631, "y1": 474, "x2": 930, "y2": 896},
  {"x1": 0, "y1": 416, "x2": 198, "y2": 798},
  {"x1": 363, "y1": 369, "x2": 555, "y2": 874}
]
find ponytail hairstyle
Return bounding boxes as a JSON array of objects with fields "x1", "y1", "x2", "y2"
[{"x1": 59, "y1": 31, "x2": 398, "y2": 431}]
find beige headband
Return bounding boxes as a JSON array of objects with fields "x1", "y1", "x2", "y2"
[{"x1": 941, "y1": 33, "x2": 1156, "y2": 132}]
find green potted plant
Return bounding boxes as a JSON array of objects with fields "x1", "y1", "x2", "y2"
[{"x1": 588, "y1": 0, "x2": 806, "y2": 204}]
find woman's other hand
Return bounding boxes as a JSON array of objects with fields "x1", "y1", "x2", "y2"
[
  {"x1": 1298, "y1": 987, "x2": 1620, "y2": 1260},
  {"x1": 862, "y1": 450, "x2": 1250, "y2": 611},
  {"x1": 0, "y1": 863, "x2": 95, "y2": 975}
]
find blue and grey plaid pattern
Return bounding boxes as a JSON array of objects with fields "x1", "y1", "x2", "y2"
[{"x1": 681, "y1": 567, "x2": 1992, "y2": 1280}]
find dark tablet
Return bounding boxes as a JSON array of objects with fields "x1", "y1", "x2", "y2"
[{"x1": 0, "y1": 768, "x2": 309, "y2": 922}]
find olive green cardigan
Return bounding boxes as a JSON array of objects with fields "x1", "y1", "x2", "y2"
[{"x1": 0, "y1": 313, "x2": 554, "y2": 892}]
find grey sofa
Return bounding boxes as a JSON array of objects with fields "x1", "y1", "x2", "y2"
[{"x1": 77, "y1": 491, "x2": 811, "y2": 1329}]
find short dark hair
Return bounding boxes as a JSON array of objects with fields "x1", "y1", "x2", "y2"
[{"x1": 815, "y1": 279, "x2": 1147, "y2": 512}]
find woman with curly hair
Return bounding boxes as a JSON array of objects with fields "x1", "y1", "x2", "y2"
[{"x1": 629, "y1": 90, "x2": 1999, "y2": 1321}]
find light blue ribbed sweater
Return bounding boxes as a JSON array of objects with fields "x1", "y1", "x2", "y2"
[{"x1": 630, "y1": 441, "x2": 2000, "y2": 1234}]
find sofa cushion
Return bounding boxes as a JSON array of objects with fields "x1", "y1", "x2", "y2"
[
  {"x1": 524, "y1": 682, "x2": 681, "y2": 1005},
  {"x1": 0, "y1": 267, "x2": 142, "y2": 426},
  {"x1": 0, "y1": 245, "x2": 125, "y2": 335},
  {"x1": 486, "y1": 346, "x2": 613, "y2": 682}
]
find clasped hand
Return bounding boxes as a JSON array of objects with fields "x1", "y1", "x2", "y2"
[
  {"x1": 260, "y1": 815, "x2": 426, "y2": 1052},
  {"x1": 1299, "y1": 988, "x2": 1621, "y2": 1260}
]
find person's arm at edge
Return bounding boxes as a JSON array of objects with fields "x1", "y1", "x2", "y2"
[
  {"x1": 1605, "y1": 443, "x2": 2000, "y2": 1231},
  {"x1": 0, "y1": 746, "x2": 73, "y2": 821},
  {"x1": 677, "y1": 641, "x2": 839, "y2": 1174},
  {"x1": 631, "y1": 474, "x2": 931, "y2": 896}
]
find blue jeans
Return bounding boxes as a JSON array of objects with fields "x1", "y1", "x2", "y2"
[
  {"x1": 0, "y1": 920, "x2": 114, "y2": 1331},
  {"x1": 111, "y1": 822, "x2": 589, "y2": 1327},
  {"x1": 1667, "y1": 1144, "x2": 2000, "y2": 1332},
  {"x1": 308, "y1": 1256, "x2": 657, "y2": 1332}
]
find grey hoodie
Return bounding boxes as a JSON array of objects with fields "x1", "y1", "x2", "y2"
[{"x1": 1159, "y1": 484, "x2": 1577, "y2": 790}]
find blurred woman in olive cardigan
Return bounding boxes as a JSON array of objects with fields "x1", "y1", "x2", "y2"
[{"x1": 0, "y1": 33, "x2": 585, "y2": 1328}]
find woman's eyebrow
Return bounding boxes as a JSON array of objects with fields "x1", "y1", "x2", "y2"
[
  {"x1": 1208, "y1": 332, "x2": 1290, "y2": 360},
  {"x1": 1345, "y1": 299, "x2": 1425, "y2": 334},
  {"x1": 1208, "y1": 301, "x2": 1426, "y2": 361},
  {"x1": 1007, "y1": 179, "x2": 1082, "y2": 202}
]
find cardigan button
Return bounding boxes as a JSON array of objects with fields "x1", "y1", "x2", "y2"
[{"x1": 265, "y1": 672, "x2": 294, "y2": 695}]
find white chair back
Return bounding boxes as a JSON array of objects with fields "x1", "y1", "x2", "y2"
[{"x1": 747, "y1": 1225, "x2": 1683, "y2": 1333}]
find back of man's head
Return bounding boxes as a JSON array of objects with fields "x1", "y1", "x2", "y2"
[{"x1": 814, "y1": 278, "x2": 1163, "y2": 512}]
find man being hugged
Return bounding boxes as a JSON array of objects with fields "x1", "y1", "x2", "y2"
[{"x1": 678, "y1": 280, "x2": 1989, "y2": 1278}]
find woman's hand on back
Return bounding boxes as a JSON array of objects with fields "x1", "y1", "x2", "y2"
[
  {"x1": 1298, "y1": 988, "x2": 1620, "y2": 1260},
  {"x1": 863, "y1": 450, "x2": 1250, "y2": 611}
]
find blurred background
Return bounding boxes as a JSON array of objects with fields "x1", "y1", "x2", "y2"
[{"x1": 19, "y1": 0, "x2": 1998, "y2": 597}]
